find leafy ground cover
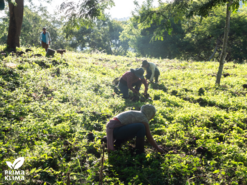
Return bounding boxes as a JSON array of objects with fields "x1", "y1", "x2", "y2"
[{"x1": 0, "y1": 46, "x2": 247, "y2": 185}]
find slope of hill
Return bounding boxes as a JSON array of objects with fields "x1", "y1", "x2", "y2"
[{"x1": 0, "y1": 46, "x2": 247, "y2": 184}]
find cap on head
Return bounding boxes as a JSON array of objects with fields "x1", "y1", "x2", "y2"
[
  {"x1": 130, "y1": 68, "x2": 144, "y2": 79},
  {"x1": 43, "y1": 27, "x2": 46, "y2": 30},
  {"x1": 141, "y1": 104, "x2": 156, "y2": 120},
  {"x1": 142, "y1": 60, "x2": 148, "y2": 67}
]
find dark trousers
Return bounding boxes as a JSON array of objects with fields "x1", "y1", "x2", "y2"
[
  {"x1": 42, "y1": 41, "x2": 49, "y2": 51},
  {"x1": 113, "y1": 123, "x2": 146, "y2": 139},
  {"x1": 146, "y1": 67, "x2": 160, "y2": 82},
  {"x1": 118, "y1": 79, "x2": 142, "y2": 98}
]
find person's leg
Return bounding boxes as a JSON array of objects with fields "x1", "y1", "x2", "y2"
[
  {"x1": 45, "y1": 44, "x2": 48, "y2": 52},
  {"x1": 145, "y1": 72, "x2": 151, "y2": 80},
  {"x1": 155, "y1": 68, "x2": 160, "y2": 83},
  {"x1": 155, "y1": 73, "x2": 159, "y2": 83},
  {"x1": 135, "y1": 136, "x2": 145, "y2": 154},
  {"x1": 113, "y1": 123, "x2": 146, "y2": 140},
  {"x1": 118, "y1": 82, "x2": 129, "y2": 98},
  {"x1": 146, "y1": 68, "x2": 152, "y2": 80},
  {"x1": 113, "y1": 123, "x2": 146, "y2": 153},
  {"x1": 42, "y1": 41, "x2": 45, "y2": 51}
]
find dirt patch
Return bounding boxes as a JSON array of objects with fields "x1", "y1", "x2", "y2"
[
  {"x1": 151, "y1": 83, "x2": 168, "y2": 92},
  {"x1": 171, "y1": 90, "x2": 178, "y2": 95},
  {"x1": 223, "y1": 73, "x2": 230, "y2": 77},
  {"x1": 26, "y1": 49, "x2": 33, "y2": 52},
  {"x1": 198, "y1": 88, "x2": 205, "y2": 96},
  {"x1": 243, "y1": 84, "x2": 247, "y2": 89},
  {"x1": 32, "y1": 54, "x2": 43, "y2": 57}
]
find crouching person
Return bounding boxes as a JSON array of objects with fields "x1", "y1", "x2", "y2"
[
  {"x1": 118, "y1": 68, "x2": 148, "y2": 99},
  {"x1": 103, "y1": 104, "x2": 165, "y2": 154},
  {"x1": 142, "y1": 60, "x2": 160, "y2": 83}
]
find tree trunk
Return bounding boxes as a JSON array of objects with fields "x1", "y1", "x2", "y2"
[
  {"x1": 208, "y1": 38, "x2": 220, "y2": 61},
  {"x1": 215, "y1": 2, "x2": 231, "y2": 85},
  {"x1": 6, "y1": 0, "x2": 24, "y2": 52},
  {"x1": 208, "y1": 44, "x2": 218, "y2": 61}
]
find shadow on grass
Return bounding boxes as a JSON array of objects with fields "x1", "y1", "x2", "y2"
[
  {"x1": 107, "y1": 149, "x2": 166, "y2": 185},
  {"x1": 150, "y1": 83, "x2": 168, "y2": 92}
]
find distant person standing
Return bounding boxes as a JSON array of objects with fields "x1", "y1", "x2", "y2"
[
  {"x1": 142, "y1": 60, "x2": 160, "y2": 83},
  {"x1": 40, "y1": 27, "x2": 51, "y2": 52}
]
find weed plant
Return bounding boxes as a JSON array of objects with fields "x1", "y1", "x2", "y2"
[{"x1": 0, "y1": 46, "x2": 247, "y2": 184}]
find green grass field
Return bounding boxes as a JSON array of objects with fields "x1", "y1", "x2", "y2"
[{"x1": 1, "y1": 46, "x2": 247, "y2": 185}]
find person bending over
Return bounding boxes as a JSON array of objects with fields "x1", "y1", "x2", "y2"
[
  {"x1": 142, "y1": 60, "x2": 160, "y2": 83},
  {"x1": 118, "y1": 68, "x2": 148, "y2": 99},
  {"x1": 103, "y1": 104, "x2": 165, "y2": 154}
]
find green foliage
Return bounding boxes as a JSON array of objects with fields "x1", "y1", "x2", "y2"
[
  {"x1": 61, "y1": 16, "x2": 129, "y2": 55},
  {"x1": 182, "y1": 4, "x2": 247, "y2": 62},
  {"x1": 1, "y1": 46, "x2": 247, "y2": 184},
  {"x1": 60, "y1": 0, "x2": 115, "y2": 36},
  {"x1": 173, "y1": 0, "x2": 247, "y2": 18},
  {"x1": 120, "y1": 16, "x2": 186, "y2": 59},
  {"x1": 0, "y1": 6, "x2": 72, "y2": 50},
  {"x1": 120, "y1": 2, "x2": 247, "y2": 61},
  {"x1": 0, "y1": 7, "x2": 129, "y2": 54}
]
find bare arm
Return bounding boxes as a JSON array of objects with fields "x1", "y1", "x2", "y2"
[
  {"x1": 127, "y1": 75, "x2": 139, "y2": 94},
  {"x1": 141, "y1": 78, "x2": 148, "y2": 94},
  {"x1": 141, "y1": 122, "x2": 165, "y2": 153}
]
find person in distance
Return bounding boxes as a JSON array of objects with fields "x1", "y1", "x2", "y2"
[
  {"x1": 118, "y1": 68, "x2": 148, "y2": 99},
  {"x1": 102, "y1": 104, "x2": 165, "y2": 154},
  {"x1": 142, "y1": 60, "x2": 160, "y2": 83},
  {"x1": 39, "y1": 27, "x2": 52, "y2": 52}
]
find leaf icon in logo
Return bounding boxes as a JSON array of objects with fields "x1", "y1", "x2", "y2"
[
  {"x1": 6, "y1": 161, "x2": 13, "y2": 169},
  {"x1": 13, "y1": 157, "x2": 25, "y2": 169}
]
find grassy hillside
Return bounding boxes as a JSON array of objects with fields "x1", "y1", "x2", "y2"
[{"x1": 1, "y1": 46, "x2": 247, "y2": 185}]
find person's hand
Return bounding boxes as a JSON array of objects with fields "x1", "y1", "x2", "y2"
[
  {"x1": 133, "y1": 90, "x2": 139, "y2": 94},
  {"x1": 157, "y1": 147, "x2": 165, "y2": 154},
  {"x1": 156, "y1": 145, "x2": 166, "y2": 154}
]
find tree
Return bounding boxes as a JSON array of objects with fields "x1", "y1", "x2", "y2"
[
  {"x1": 135, "y1": 0, "x2": 246, "y2": 85},
  {"x1": 3, "y1": 0, "x2": 54, "y2": 51},
  {"x1": 60, "y1": 0, "x2": 114, "y2": 37},
  {"x1": 20, "y1": 7, "x2": 70, "y2": 50},
  {"x1": 215, "y1": 1, "x2": 231, "y2": 85},
  {"x1": 120, "y1": 16, "x2": 186, "y2": 59},
  {"x1": 173, "y1": 0, "x2": 247, "y2": 85},
  {"x1": 62, "y1": 17, "x2": 129, "y2": 54},
  {"x1": 6, "y1": 0, "x2": 23, "y2": 51},
  {"x1": 108, "y1": 20, "x2": 129, "y2": 55}
]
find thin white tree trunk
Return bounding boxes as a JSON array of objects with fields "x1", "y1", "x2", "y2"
[
  {"x1": 208, "y1": 42, "x2": 218, "y2": 61},
  {"x1": 216, "y1": 2, "x2": 231, "y2": 85}
]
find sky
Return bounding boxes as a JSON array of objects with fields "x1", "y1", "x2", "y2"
[
  {"x1": 0, "y1": 0, "x2": 162, "y2": 19},
  {"x1": 43, "y1": 0, "x2": 161, "y2": 19},
  {"x1": 0, "y1": 0, "x2": 244, "y2": 19},
  {"x1": 0, "y1": 0, "x2": 161, "y2": 18}
]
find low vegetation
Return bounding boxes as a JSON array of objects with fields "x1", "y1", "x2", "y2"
[{"x1": 1, "y1": 46, "x2": 247, "y2": 184}]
